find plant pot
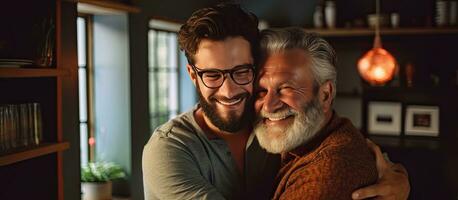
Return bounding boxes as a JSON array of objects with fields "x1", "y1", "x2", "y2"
[{"x1": 81, "y1": 181, "x2": 112, "y2": 200}]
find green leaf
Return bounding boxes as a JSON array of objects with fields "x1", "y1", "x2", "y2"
[{"x1": 81, "y1": 162, "x2": 126, "y2": 182}]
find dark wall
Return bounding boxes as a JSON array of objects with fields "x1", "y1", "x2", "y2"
[
  {"x1": 61, "y1": 1, "x2": 81, "y2": 200},
  {"x1": 128, "y1": 10, "x2": 150, "y2": 200}
]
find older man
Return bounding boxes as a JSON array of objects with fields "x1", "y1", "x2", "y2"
[
  {"x1": 254, "y1": 27, "x2": 409, "y2": 199},
  {"x1": 142, "y1": 3, "x2": 409, "y2": 200}
]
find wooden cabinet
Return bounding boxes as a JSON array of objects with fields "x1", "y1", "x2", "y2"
[{"x1": 0, "y1": 0, "x2": 78, "y2": 199}]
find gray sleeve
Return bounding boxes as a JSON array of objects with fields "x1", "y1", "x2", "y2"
[{"x1": 142, "y1": 134, "x2": 226, "y2": 200}]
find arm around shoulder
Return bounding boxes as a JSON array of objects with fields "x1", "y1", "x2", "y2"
[{"x1": 277, "y1": 153, "x2": 377, "y2": 200}]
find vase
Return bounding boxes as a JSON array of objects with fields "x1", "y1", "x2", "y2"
[
  {"x1": 81, "y1": 181, "x2": 112, "y2": 200},
  {"x1": 313, "y1": 5, "x2": 324, "y2": 28},
  {"x1": 325, "y1": 1, "x2": 336, "y2": 28}
]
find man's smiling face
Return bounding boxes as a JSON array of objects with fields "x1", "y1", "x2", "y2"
[
  {"x1": 188, "y1": 36, "x2": 255, "y2": 133},
  {"x1": 253, "y1": 48, "x2": 326, "y2": 153}
]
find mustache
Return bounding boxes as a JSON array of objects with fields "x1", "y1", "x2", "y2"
[
  {"x1": 209, "y1": 92, "x2": 249, "y2": 102},
  {"x1": 255, "y1": 107, "x2": 298, "y2": 125},
  {"x1": 259, "y1": 108, "x2": 296, "y2": 119}
]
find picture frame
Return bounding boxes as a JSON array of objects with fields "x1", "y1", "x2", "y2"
[
  {"x1": 405, "y1": 105, "x2": 440, "y2": 137},
  {"x1": 368, "y1": 101, "x2": 402, "y2": 136}
]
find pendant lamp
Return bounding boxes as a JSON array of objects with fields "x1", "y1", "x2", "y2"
[{"x1": 357, "y1": 0, "x2": 397, "y2": 85}]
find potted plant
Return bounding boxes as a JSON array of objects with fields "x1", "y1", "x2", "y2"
[{"x1": 81, "y1": 162, "x2": 126, "y2": 200}]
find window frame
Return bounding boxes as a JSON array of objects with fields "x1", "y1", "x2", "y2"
[
  {"x1": 77, "y1": 13, "x2": 95, "y2": 163},
  {"x1": 148, "y1": 20, "x2": 183, "y2": 130}
]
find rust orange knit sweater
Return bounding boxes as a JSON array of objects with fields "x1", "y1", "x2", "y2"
[{"x1": 272, "y1": 113, "x2": 378, "y2": 200}]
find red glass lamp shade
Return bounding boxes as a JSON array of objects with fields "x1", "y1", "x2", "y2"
[{"x1": 357, "y1": 47, "x2": 397, "y2": 85}]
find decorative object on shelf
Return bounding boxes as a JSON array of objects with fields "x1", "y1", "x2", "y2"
[
  {"x1": 0, "y1": 103, "x2": 42, "y2": 153},
  {"x1": 405, "y1": 105, "x2": 440, "y2": 137},
  {"x1": 436, "y1": 0, "x2": 448, "y2": 26},
  {"x1": 324, "y1": 1, "x2": 336, "y2": 29},
  {"x1": 258, "y1": 20, "x2": 270, "y2": 30},
  {"x1": 313, "y1": 4, "x2": 324, "y2": 28},
  {"x1": 391, "y1": 13, "x2": 400, "y2": 28},
  {"x1": 35, "y1": 18, "x2": 55, "y2": 67},
  {"x1": 81, "y1": 161, "x2": 126, "y2": 200},
  {"x1": 368, "y1": 101, "x2": 402, "y2": 136},
  {"x1": 357, "y1": 0, "x2": 397, "y2": 86},
  {"x1": 450, "y1": 0, "x2": 457, "y2": 26},
  {"x1": 405, "y1": 62, "x2": 415, "y2": 87},
  {"x1": 0, "y1": 59, "x2": 33, "y2": 68},
  {"x1": 367, "y1": 13, "x2": 390, "y2": 28},
  {"x1": 430, "y1": 73, "x2": 440, "y2": 86}
]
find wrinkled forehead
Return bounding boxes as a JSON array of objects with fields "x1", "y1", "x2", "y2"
[
  {"x1": 256, "y1": 50, "x2": 314, "y2": 87},
  {"x1": 259, "y1": 49, "x2": 311, "y2": 74}
]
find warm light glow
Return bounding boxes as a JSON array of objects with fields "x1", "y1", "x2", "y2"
[
  {"x1": 357, "y1": 47, "x2": 397, "y2": 85},
  {"x1": 372, "y1": 66, "x2": 386, "y2": 80}
]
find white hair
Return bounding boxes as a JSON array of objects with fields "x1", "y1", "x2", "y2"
[{"x1": 260, "y1": 27, "x2": 337, "y2": 100}]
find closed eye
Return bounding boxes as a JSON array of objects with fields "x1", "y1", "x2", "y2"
[
  {"x1": 203, "y1": 72, "x2": 222, "y2": 80},
  {"x1": 279, "y1": 86, "x2": 294, "y2": 93}
]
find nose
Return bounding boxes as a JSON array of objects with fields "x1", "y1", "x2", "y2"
[
  {"x1": 218, "y1": 74, "x2": 242, "y2": 98},
  {"x1": 262, "y1": 89, "x2": 283, "y2": 113}
]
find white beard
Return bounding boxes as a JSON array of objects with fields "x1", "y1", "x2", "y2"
[{"x1": 254, "y1": 98, "x2": 325, "y2": 154}]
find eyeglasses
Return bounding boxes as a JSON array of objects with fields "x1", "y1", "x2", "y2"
[{"x1": 190, "y1": 63, "x2": 255, "y2": 89}]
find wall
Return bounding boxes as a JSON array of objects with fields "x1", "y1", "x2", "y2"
[
  {"x1": 93, "y1": 14, "x2": 132, "y2": 196},
  {"x1": 61, "y1": 1, "x2": 81, "y2": 200},
  {"x1": 128, "y1": 11, "x2": 150, "y2": 200}
]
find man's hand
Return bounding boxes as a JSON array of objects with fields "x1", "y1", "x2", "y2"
[{"x1": 352, "y1": 139, "x2": 410, "y2": 200}]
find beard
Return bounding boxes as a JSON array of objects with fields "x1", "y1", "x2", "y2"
[
  {"x1": 253, "y1": 96, "x2": 325, "y2": 154},
  {"x1": 197, "y1": 84, "x2": 254, "y2": 133}
]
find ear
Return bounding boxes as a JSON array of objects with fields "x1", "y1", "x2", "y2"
[
  {"x1": 186, "y1": 64, "x2": 197, "y2": 86},
  {"x1": 318, "y1": 80, "x2": 334, "y2": 113}
]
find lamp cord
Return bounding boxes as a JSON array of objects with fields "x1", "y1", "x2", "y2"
[{"x1": 374, "y1": 0, "x2": 382, "y2": 48}]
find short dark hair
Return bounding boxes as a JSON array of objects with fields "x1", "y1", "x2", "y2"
[{"x1": 178, "y1": 3, "x2": 259, "y2": 65}]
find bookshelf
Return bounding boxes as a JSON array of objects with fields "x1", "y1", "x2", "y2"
[{"x1": 0, "y1": 0, "x2": 78, "y2": 199}]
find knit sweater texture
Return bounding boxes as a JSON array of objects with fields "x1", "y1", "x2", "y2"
[{"x1": 272, "y1": 113, "x2": 378, "y2": 200}]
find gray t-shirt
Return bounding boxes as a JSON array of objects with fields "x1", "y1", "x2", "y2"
[{"x1": 142, "y1": 106, "x2": 279, "y2": 200}]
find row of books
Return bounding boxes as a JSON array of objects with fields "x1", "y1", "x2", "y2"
[{"x1": 0, "y1": 103, "x2": 43, "y2": 153}]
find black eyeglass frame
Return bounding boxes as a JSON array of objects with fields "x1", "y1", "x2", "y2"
[{"x1": 190, "y1": 63, "x2": 256, "y2": 89}]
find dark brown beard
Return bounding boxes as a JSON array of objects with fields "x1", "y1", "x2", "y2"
[{"x1": 196, "y1": 83, "x2": 254, "y2": 133}]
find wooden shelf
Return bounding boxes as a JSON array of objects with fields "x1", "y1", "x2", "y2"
[
  {"x1": 0, "y1": 142, "x2": 70, "y2": 166},
  {"x1": 305, "y1": 27, "x2": 458, "y2": 37},
  {"x1": 0, "y1": 68, "x2": 69, "y2": 78}
]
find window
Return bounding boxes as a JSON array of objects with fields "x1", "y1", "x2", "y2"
[
  {"x1": 148, "y1": 20, "x2": 196, "y2": 131},
  {"x1": 77, "y1": 15, "x2": 94, "y2": 165}
]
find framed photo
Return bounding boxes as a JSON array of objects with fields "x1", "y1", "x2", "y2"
[
  {"x1": 405, "y1": 105, "x2": 439, "y2": 137},
  {"x1": 368, "y1": 101, "x2": 402, "y2": 136}
]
